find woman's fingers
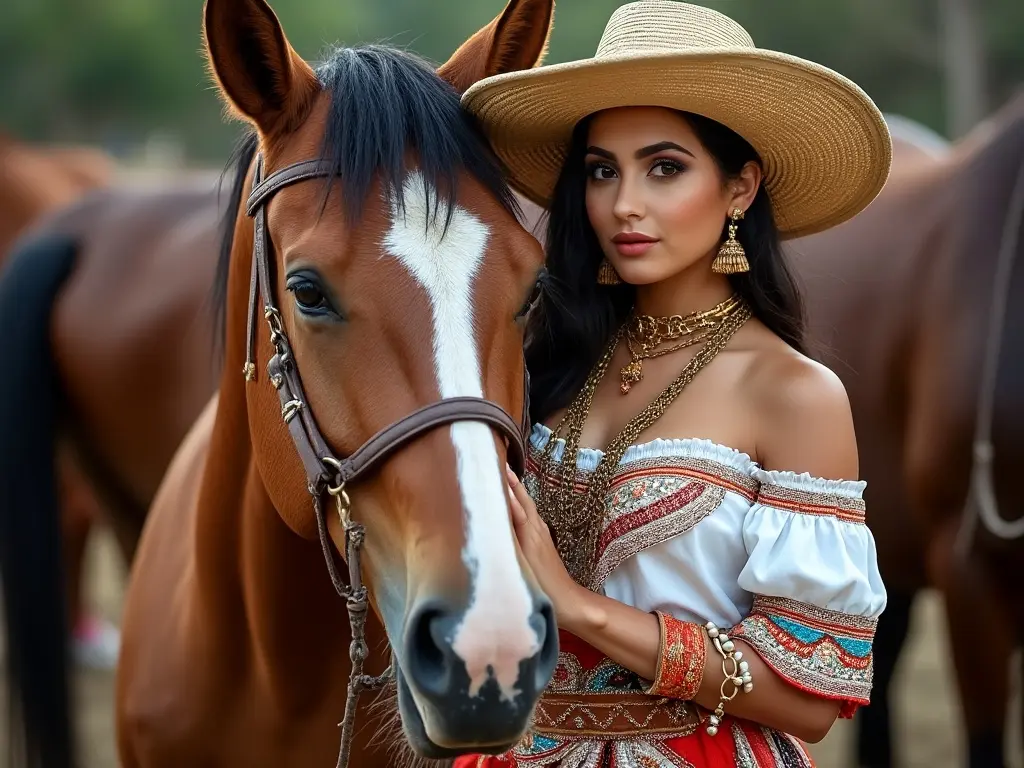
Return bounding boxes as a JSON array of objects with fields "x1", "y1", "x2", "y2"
[
  {"x1": 508, "y1": 486, "x2": 528, "y2": 527},
  {"x1": 507, "y1": 465, "x2": 538, "y2": 516}
]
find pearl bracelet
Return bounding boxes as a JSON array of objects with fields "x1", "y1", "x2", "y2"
[{"x1": 703, "y1": 621, "x2": 754, "y2": 736}]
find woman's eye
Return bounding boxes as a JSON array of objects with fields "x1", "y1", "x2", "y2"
[
  {"x1": 289, "y1": 281, "x2": 329, "y2": 313},
  {"x1": 587, "y1": 163, "x2": 617, "y2": 181},
  {"x1": 651, "y1": 160, "x2": 684, "y2": 177}
]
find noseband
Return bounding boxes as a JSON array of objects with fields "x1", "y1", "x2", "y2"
[{"x1": 241, "y1": 154, "x2": 531, "y2": 767}]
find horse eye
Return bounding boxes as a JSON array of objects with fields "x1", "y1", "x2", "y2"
[
  {"x1": 288, "y1": 280, "x2": 330, "y2": 314},
  {"x1": 515, "y1": 275, "x2": 544, "y2": 321}
]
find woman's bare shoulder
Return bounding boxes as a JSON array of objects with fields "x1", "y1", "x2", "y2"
[{"x1": 740, "y1": 333, "x2": 858, "y2": 479}]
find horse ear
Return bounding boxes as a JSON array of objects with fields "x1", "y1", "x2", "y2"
[
  {"x1": 437, "y1": 0, "x2": 555, "y2": 94},
  {"x1": 202, "y1": 0, "x2": 320, "y2": 137}
]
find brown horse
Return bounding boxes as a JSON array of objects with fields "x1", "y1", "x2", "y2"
[
  {"x1": 2, "y1": 0, "x2": 558, "y2": 766},
  {"x1": 791, "y1": 92, "x2": 1024, "y2": 768},
  {"x1": 0, "y1": 165, "x2": 230, "y2": 768},
  {"x1": 114, "y1": 1, "x2": 560, "y2": 764},
  {"x1": 0, "y1": 134, "x2": 121, "y2": 667}
]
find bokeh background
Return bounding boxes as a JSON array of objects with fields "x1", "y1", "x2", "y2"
[
  {"x1": 2, "y1": 1, "x2": 1023, "y2": 766},
  {"x1": 4, "y1": 0, "x2": 1024, "y2": 162}
]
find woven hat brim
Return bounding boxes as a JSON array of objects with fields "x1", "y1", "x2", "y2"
[{"x1": 462, "y1": 48, "x2": 892, "y2": 240}]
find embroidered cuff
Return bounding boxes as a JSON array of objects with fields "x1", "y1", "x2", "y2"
[
  {"x1": 730, "y1": 595, "x2": 876, "y2": 718},
  {"x1": 647, "y1": 612, "x2": 705, "y2": 700}
]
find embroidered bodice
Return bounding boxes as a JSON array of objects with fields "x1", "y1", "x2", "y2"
[
  {"x1": 526, "y1": 423, "x2": 886, "y2": 627},
  {"x1": 525, "y1": 423, "x2": 886, "y2": 717}
]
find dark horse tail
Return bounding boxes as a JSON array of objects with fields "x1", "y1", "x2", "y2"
[{"x1": 0, "y1": 232, "x2": 79, "y2": 768}]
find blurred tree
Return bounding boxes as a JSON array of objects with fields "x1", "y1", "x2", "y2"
[
  {"x1": 0, "y1": 0, "x2": 1020, "y2": 163},
  {"x1": 939, "y1": 0, "x2": 987, "y2": 137}
]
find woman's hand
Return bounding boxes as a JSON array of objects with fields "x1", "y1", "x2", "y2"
[{"x1": 505, "y1": 465, "x2": 582, "y2": 626}]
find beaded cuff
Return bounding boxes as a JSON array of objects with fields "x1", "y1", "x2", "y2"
[
  {"x1": 731, "y1": 595, "x2": 876, "y2": 718},
  {"x1": 647, "y1": 612, "x2": 705, "y2": 700}
]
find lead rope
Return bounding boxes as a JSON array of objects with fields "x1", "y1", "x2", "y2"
[
  {"x1": 312, "y1": 479, "x2": 394, "y2": 768},
  {"x1": 955, "y1": 156, "x2": 1024, "y2": 556}
]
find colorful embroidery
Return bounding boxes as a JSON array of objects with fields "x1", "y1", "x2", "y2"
[
  {"x1": 730, "y1": 722, "x2": 814, "y2": 768},
  {"x1": 731, "y1": 595, "x2": 875, "y2": 717},
  {"x1": 755, "y1": 482, "x2": 866, "y2": 524},
  {"x1": 549, "y1": 650, "x2": 647, "y2": 694},
  {"x1": 511, "y1": 736, "x2": 697, "y2": 768},
  {"x1": 611, "y1": 740, "x2": 697, "y2": 767},
  {"x1": 649, "y1": 613, "x2": 705, "y2": 700},
  {"x1": 593, "y1": 481, "x2": 725, "y2": 588}
]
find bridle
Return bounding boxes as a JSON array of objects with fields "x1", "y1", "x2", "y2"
[{"x1": 241, "y1": 154, "x2": 532, "y2": 767}]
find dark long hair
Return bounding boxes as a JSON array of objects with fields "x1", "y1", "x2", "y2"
[{"x1": 525, "y1": 110, "x2": 806, "y2": 423}]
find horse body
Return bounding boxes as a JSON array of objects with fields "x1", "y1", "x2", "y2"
[
  {"x1": 0, "y1": 133, "x2": 114, "y2": 259},
  {"x1": 794, "y1": 97, "x2": 1024, "y2": 767},
  {"x1": 795, "y1": 149, "x2": 959, "y2": 592},
  {"x1": 48, "y1": 179, "x2": 223, "y2": 550}
]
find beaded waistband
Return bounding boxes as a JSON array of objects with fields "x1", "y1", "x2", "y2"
[{"x1": 529, "y1": 691, "x2": 703, "y2": 742}]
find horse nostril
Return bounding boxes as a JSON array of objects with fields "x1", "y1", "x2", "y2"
[{"x1": 406, "y1": 602, "x2": 455, "y2": 696}]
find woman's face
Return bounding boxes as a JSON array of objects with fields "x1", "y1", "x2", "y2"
[{"x1": 584, "y1": 106, "x2": 757, "y2": 286}]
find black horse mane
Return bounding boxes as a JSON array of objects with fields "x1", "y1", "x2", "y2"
[{"x1": 209, "y1": 44, "x2": 518, "y2": 356}]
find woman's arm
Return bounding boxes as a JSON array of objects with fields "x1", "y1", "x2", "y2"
[{"x1": 557, "y1": 584, "x2": 842, "y2": 743}]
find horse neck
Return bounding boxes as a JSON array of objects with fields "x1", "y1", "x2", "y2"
[{"x1": 190, "y1": 219, "x2": 363, "y2": 711}]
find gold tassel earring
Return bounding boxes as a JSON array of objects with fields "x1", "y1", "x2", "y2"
[
  {"x1": 597, "y1": 257, "x2": 623, "y2": 285},
  {"x1": 712, "y1": 208, "x2": 749, "y2": 274}
]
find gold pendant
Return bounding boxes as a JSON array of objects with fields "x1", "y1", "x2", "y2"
[{"x1": 620, "y1": 359, "x2": 643, "y2": 394}]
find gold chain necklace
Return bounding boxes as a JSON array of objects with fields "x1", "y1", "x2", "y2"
[
  {"x1": 620, "y1": 294, "x2": 744, "y2": 394},
  {"x1": 535, "y1": 300, "x2": 752, "y2": 589}
]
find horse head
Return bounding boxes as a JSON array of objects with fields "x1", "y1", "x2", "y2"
[{"x1": 204, "y1": 0, "x2": 557, "y2": 756}]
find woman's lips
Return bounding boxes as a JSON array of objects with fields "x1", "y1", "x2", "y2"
[
  {"x1": 611, "y1": 233, "x2": 659, "y2": 257},
  {"x1": 614, "y1": 240, "x2": 658, "y2": 257}
]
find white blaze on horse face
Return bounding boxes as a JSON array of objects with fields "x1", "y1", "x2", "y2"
[{"x1": 383, "y1": 173, "x2": 540, "y2": 701}]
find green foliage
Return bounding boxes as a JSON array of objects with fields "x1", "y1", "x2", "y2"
[{"x1": 0, "y1": 0, "x2": 1020, "y2": 163}]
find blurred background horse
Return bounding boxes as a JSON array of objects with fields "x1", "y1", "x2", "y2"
[
  {"x1": 0, "y1": 133, "x2": 124, "y2": 673},
  {"x1": 792, "y1": 92, "x2": 1024, "y2": 768}
]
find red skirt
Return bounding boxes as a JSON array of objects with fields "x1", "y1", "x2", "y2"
[{"x1": 454, "y1": 631, "x2": 814, "y2": 768}]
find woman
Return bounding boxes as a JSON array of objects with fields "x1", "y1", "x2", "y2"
[{"x1": 458, "y1": 1, "x2": 889, "y2": 766}]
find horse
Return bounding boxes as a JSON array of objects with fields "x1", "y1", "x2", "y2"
[
  {"x1": 2, "y1": 0, "x2": 559, "y2": 765},
  {"x1": 0, "y1": 133, "x2": 126, "y2": 667},
  {"x1": 0, "y1": 132, "x2": 115, "y2": 259},
  {"x1": 791, "y1": 92, "x2": 1024, "y2": 768}
]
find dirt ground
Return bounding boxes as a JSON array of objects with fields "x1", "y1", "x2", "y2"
[{"x1": 3, "y1": 530, "x2": 1022, "y2": 768}]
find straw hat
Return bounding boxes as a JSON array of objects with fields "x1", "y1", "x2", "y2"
[{"x1": 462, "y1": 0, "x2": 892, "y2": 239}]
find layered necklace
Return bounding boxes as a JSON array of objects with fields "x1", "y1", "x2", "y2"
[
  {"x1": 534, "y1": 294, "x2": 751, "y2": 589},
  {"x1": 620, "y1": 294, "x2": 744, "y2": 394}
]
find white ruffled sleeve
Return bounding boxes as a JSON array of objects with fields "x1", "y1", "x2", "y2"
[{"x1": 731, "y1": 469, "x2": 886, "y2": 718}]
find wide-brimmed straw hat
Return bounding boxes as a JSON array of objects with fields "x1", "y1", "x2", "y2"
[{"x1": 462, "y1": 0, "x2": 892, "y2": 239}]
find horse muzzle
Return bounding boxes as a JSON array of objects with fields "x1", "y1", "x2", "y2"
[{"x1": 396, "y1": 594, "x2": 558, "y2": 754}]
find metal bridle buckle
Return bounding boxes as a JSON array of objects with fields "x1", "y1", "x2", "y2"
[
  {"x1": 264, "y1": 306, "x2": 286, "y2": 348},
  {"x1": 322, "y1": 457, "x2": 352, "y2": 529}
]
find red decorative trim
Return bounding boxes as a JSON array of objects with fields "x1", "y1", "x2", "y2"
[
  {"x1": 755, "y1": 483, "x2": 866, "y2": 524},
  {"x1": 648, "y1": 613, "x2": 705, "y2": 700},
  {"x1": 596, "y1": 484, "x2": 705, "y2": 559}
]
